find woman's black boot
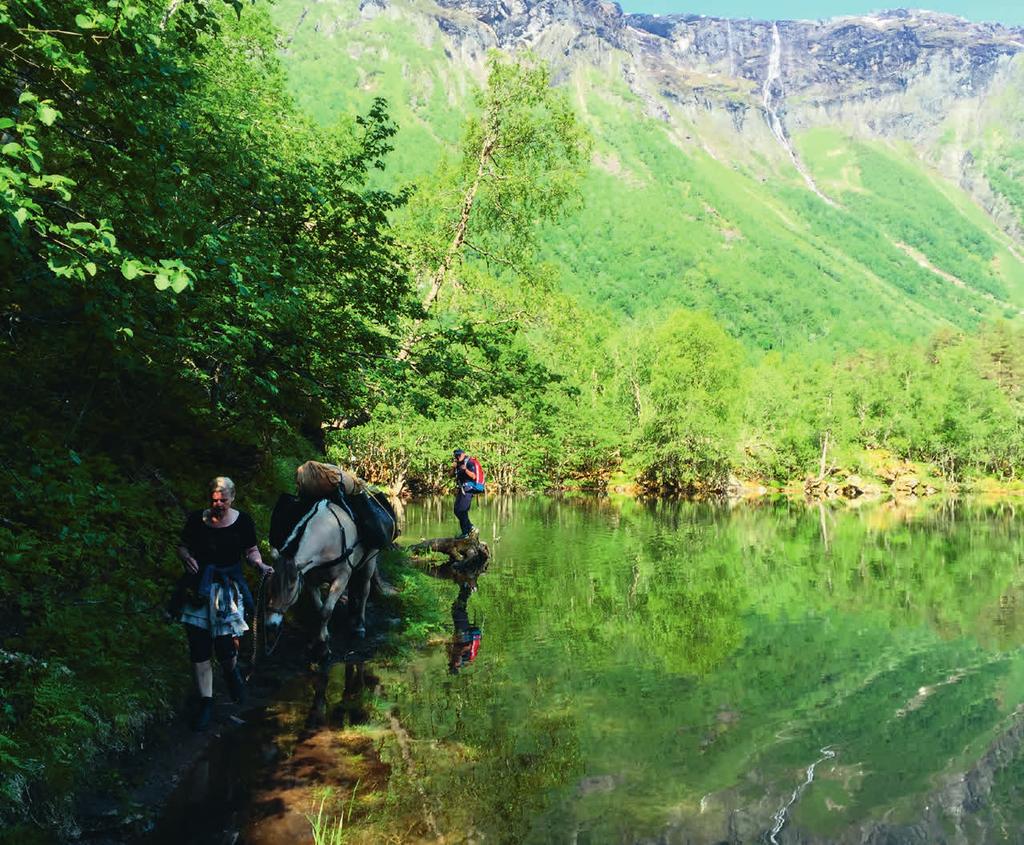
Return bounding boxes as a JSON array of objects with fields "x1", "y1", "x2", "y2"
[
  {"x1": 192, "y1": 696, "x2": 213, "y2": 731},
  {"x1": 224, "y1": 664, "x2": 246, "y2": 706}
]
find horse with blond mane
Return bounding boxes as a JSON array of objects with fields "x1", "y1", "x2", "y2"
[{"x1": 265, "y1": 462, "x2": 396, "y2": 657}]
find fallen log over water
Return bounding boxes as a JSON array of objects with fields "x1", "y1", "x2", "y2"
[{"x1": 409, "y1": 533, "x2": 490, "y2": 570}]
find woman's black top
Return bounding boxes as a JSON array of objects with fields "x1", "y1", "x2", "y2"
[{"x1": 180, "y1": 510, "x2": 258, "y2": 571}]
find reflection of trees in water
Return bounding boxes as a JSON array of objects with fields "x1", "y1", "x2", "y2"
[
  {"x1": 393, "y1": 497, "x2": 1024, "y2": 842},
  {"x1": 448, "y1": 494, "x2": 1024, "y2": 664},
  {"x1": 623, "y1": 496, "x2": 1024, "y2": 649},
  {"x1": 389, "y1": 537, "x2": 587, "y2": 842}
]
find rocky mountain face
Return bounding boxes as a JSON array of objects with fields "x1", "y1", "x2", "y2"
[
  {"x1": 367, "y1": 0, "x2": 1024, "y2": 234},
  {"x1": 626, "y1": 8, "x2": 1023, "y2": 113}
]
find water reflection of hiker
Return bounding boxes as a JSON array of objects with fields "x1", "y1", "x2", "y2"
[
  {"x1": 453, "y1": 449, "x2": 477, "y2": 538},
  {"x1": 448, "y1": 582, "x2": 482, "y2": 674},
  {"x1": 175, "y1": 477, "x2": 272, "y2": 730}
]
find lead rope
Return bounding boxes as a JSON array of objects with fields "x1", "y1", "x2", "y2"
[{"x1": 245, "y1": 571, "x2": 268, "y2": 682}]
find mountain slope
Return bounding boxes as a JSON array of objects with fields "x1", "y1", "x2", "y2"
[{"x1": 272, "y1": 0, "x2": 1024, "y2": 350}]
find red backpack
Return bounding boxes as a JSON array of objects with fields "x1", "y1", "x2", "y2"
[{"x1": 465, "y1": 456, "x2": 485, "y2": 493}]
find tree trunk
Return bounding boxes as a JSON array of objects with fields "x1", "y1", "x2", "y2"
[
  {"x1": 818, "y1": 430, "x2": 830, "y2": 481},
  {"x1": 396, "y1": 130, "x2": 498, "y2": 363},
  {"x1": 390, "y1": 472, "x2": 406, "y2": 500}
]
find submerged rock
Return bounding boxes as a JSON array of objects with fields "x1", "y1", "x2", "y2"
[{"x1": 575, "y1": 773, "x2": 621, "y2": 796}]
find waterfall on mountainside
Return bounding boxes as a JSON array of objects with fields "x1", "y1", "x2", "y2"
[
  {"x1": 726, "y1": 19, "x2": 736, "y2": 78},
  {"x1": 761, "y1": 22, "x2": 786, "y2": 145},
  {"x1": 761, "y1": 22, "x2": 835, "y2": 205}
]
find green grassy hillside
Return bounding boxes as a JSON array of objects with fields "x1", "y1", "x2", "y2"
[{"x1": 271, "y1": 0, "x2": 1024, "y2": 353}]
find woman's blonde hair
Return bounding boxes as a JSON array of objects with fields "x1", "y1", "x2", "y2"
[{"x1": 209, "y1": 476, "x2": 236, "y2": 498}]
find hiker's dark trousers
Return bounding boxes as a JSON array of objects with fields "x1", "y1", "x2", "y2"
[
  {"x1": 454, "y1": 489, "x2": 474, "y2": 535},
  {"x1": 184, "y1": 624, "x2": 238, "y2": 664}
]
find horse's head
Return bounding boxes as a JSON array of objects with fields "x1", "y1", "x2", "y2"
[{"x1": 266, "y1": 552, "x2": 302, "y2": 635}]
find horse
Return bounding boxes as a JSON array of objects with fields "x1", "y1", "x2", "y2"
[{"x1": 266, "y1": 498, "x2": 390, "y2": 658}]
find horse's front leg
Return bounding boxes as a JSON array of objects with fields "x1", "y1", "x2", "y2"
[
  {"x1": 307, "y1": 581, "x2": 324, "y2": 614},
  {"x1": 302, "y1": 581, "x2": 331, "y2": 664},
  {"x1": 349, "y1": 552, "x2": 377, "y2": 639},
  {"x1": 319, "y1": 568, "x2": 352, "y2": 648}
]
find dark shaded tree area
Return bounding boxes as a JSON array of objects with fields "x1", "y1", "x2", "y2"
[
  {"x1": 1, "y1": 0, "x2": 411, "y2": 455},
  {"x1": 0, "y1": 0, "x2": 594, "y2": 830},
  {"x1": 0, "y1": 0, "x2": 414, "y2": 831}
]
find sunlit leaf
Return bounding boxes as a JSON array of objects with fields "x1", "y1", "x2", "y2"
[
  {"x1": 37, "y1": 105, "x2": 59, "y2": 127},
  {"x1": 120, "y1": 259, "x2": 142, "y2": 280}
]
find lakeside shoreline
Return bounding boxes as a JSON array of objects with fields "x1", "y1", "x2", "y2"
[{"x1": 7, "y1": 488, "x2": 1024, "y2": 844}]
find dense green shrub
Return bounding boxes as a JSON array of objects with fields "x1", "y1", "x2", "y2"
[{"x1": 1, "y1": 450, "x2": 183, "y2": 828}]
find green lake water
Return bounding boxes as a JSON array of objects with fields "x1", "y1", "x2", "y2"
[{"x1": 392, "y1": 495, "x2": 1024, "y2": 844}]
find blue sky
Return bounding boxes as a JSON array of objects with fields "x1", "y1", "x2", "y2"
[{"x1": 616, "y1": 0, "x2": 1024, "y2": 25}]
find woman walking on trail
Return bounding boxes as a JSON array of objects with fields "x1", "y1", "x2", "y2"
[{"x1": 176, "y1": 476, "x2": 273, "y2": 731}]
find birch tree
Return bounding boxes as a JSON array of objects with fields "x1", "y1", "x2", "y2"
[{"x1": 396, "y1": 52, "x2": 590, "y2": 363}]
